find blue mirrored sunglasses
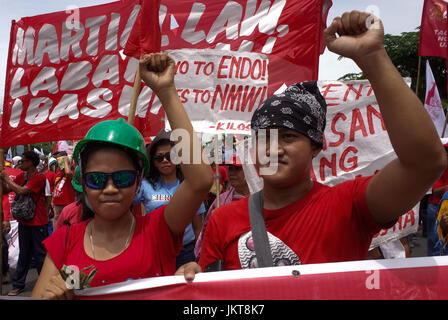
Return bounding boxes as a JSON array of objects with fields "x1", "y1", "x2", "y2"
[{"x1": 83, "y1": 170, "x2": 138, "y2": 190}]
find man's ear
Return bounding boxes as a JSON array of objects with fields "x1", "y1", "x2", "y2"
[{"x1": 311, "y1": 146, "x2": 322, "y2": 159}]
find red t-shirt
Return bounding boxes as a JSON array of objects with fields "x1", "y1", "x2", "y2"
[
  {"x1": 2, "y1": 167, "x2": 23, "y2": 221},
  {"x1": 199, "y1": 176, "x2": 395, "y2": 270},
  {"x1": 212, "y1": 165, "x2": 229, "y2": 186},
  {"x1": 13, "y1": 172, "x2": 48, "y2": 226},
  {"x1": 43, "y1": 205, "x2": 183, "y2": 287},
  {"x1": 55, "y1": 201, "x2": 82, "y2": 231},
  {"x1": 429, "y1": 166, "x2": 448, "y2": 204},
  {"x1": 44, "y1": 170, "x2": 58, "y2": 193},
  {"x1": 53, "y1": 169, "x2": 75, "y2": 206}
]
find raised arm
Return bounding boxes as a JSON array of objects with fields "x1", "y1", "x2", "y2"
[
  {"x1": 324, "y1": 11, "x2": 447, "y2": 225},
  {"x1": 0, "y1": 169, "x2": 32, "y2": 195},
  {"x1": 139, "y1": 53, "x2": 213, "y2": 236}
]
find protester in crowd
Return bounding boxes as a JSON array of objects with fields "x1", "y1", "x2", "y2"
[
  {"x1": 194, "y1": 153, "x2": 250, "y2": 261},
  {"x1": 133, "y1": 129, "x2": 206, "y2": 269},
  {"x1": 0, "y1": 151, "x2": 48, "y2": 296},
  {"x1": 204, "y1": 161, "x2": 229, "y2": 211},
  {"x1": 52, "y1": 153, "x2": 75, "y2": 229},
  {"x1": 30, "y1": 52, "x2": 213, "y2": 299},
  {"x1": 426, "y1": 143, "x2": 448, "y2": 255},
  {"x1": 54, "y1": 166, "x2": 83, "y2": 231},
  {"x1": 1, "y1": 163, "x2": 23, "y2": 284},
  {"x1": 440, "y1": 211, "x2": 448, "y2": 242},
  {"x1": 38, "y1": 156, "x2": 58, "y2": 235},
  {"x1": 48, "y1": 156, "x2": 58, "y2": 173},
  {"x1": 12, "y1": 156, "x2": 22, "y2": 169},
  {"x1": 177, "y1": 11, "x2": 447, "y2": 278}
]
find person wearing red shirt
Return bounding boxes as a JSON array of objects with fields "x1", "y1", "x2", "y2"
[
  {"x1": 1, "y1": 151, "x2": 48, "y2": 296},
  {"x1": 426, "y1": 143, "x2": 448, "y2": 255},
  {"x1": 55, "y1": 167, "x2": 83, "y2": 231},
  {"x1": 2, "y1": 165, "x2": 22, "y2": 282},
  {"x1": 31, "y1": 53, "x2": 213, "y2": 299},
  {"x1": 52, "y1": 154, "x2": 75, "y2": 227},
  {"x1": 177, "y1": 11, "x2": 447, "y2": 278}
]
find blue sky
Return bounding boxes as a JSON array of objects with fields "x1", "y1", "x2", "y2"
[{"x1": 0, "y1": 0, "x2": 424, "y2": 108}]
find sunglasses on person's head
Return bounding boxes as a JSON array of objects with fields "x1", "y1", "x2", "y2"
[
  {"x1": 153, "y1": 152, "x2": 171, "y2": 163},
  {"x1": 83, "y1": 170, "x2": 138, "y2": 190}
]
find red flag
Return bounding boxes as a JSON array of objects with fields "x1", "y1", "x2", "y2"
[
  {"x1": 419, "y1": 0, "x2": 448, "y2": 58},
  {"x1": 124, "y1": 0, "x2": 162, "y2": 58}
]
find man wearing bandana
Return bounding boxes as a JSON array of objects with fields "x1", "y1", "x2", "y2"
[{"x1": 177, "y1": 11, "x2": 447, "y2": 275}]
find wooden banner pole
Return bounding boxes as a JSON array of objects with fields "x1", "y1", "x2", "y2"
[
  {"x1": 214, "y1": 135, "x2": 220, "y2": 209},
  {"x1": 128, "y1": 65, "x2": 141, "y2": 127},
  {"x1": 127, "y1": 66, "x2": 144, "y2": 216},
  {"x1": 415, "y1": 56, "x2": 422, "y2": 96}
]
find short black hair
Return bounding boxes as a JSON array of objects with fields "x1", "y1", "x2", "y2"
[{"x1": 21, "y1": 151, "x2": 40, "y2": 167}]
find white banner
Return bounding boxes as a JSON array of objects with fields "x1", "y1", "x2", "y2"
[
  {"x1": 165, "y1": 49, "x2": 269, "y2": 134},
  {"x1": 310, "y1": 79, "x2": 418, "y2": 249}
]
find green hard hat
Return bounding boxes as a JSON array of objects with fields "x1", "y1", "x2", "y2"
[
  {"x1": 71, "y1": 166, "x2": 83, "y2": 192},
  {"x1": 74, "y1": 118, "x2": 149, "y2": 174}
]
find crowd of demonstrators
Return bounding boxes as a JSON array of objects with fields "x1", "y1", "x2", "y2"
[
  {"x1": 1, "y1": 164, "x2": 23, "y2": 284},
  {"x1": 133, "y1": 129, "x2": 206, "y2": 270},
  {"x1": 30, "y1": 52, "x2": 212, "y2": 299},
  {"x1": 177, "y1": 10, "x2": 447, "y2": 279},
  {"x1": 1, "y1": 151, "x2": 48, "y2": 296},
  {"x1": 1, "y1": 9, "x2": 447, "y2": 299}
]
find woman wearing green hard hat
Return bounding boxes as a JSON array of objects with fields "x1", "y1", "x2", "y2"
[{"x1": 31, "y1": 53, "x2": 213, "y2": 299}]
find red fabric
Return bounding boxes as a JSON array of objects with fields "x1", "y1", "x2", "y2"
[
  {"x1": 199, "y1": 176, "x2": 393, "y2": 270},
  {"x1": 2, "y1": 167, "x2": 23, "y2": 221},
  {"x1": 43, "y1": 205, "x2": 183, "y2": 287},
  {"x1": 158, "y1": 0, "x2": 332, "y2": 97},
  {"x1": 52, "y1": 169, "x2": 75, "y2": 206},
  {"x1": 44, "y1": 170, "x2": 58, "y2": 193},
  {"x1": 2, "y1": 0, "x2": 329, "y2": 148},
  {"x1": 76, "y1": 264, "x2": 448, "y2": 300},
  {"x1": 428, "y1": 166, "x2": 448, "y2": 204},
  {"x1": 419, "y1": 0, "x2": 448, "y2": 58},
  {"x1": 124, "y1": 0, "x2": 162, "y2": 58},
  {"x1": 13, "y1": 172, "x2": 48, "y2": 226},
  {"x1": 55, "y1": 201, "x2": 82, "y2": 231}
]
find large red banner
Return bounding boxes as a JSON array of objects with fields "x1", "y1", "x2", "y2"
[
  {"x1": 1, "y1": 0, "x2": 331, "y2": 148},
  {"x1": 419, "y1": 0, "x2": 448, "y2": 58},
  {"x1": 74, "y1": 257, "x2": 448, "y2": 300}
]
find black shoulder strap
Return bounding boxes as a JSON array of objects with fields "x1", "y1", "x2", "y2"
[
  {"x1": 248, "y1": 190, "x2": 273, "y2": 268},
  {"x1": 64, "y1": 225, "x2": 71, "y2": 264}
]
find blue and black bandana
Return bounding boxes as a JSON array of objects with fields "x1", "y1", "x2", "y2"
[{"x1": 251, "y1": 81, "x2": 327, "y2": 148}]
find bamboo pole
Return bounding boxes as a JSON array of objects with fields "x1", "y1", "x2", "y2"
[
  {"x1": 128, "y1": 65, "x2": 141, "y2": 127},
  {"x1": 127, "y1": 66, "x2": 145, "y2": 216},
  {"x1": 214, "y1": 135, "x2": 220, "y2": 209},
  {"x1": 415, "y1": 56, "x2": 422, "y2": 96}
]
